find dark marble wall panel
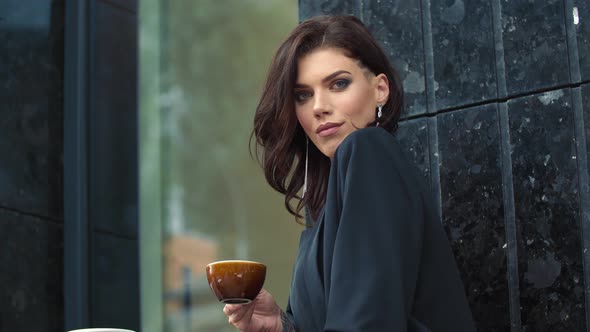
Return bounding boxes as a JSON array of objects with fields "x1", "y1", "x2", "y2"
[
  {"x1": 438, "y1": 104, "x2": 509, "y2": 331},
  {"x1": 396, "y1": 119, "x2": 430, "y2": 183},
  {"x1": 582, "y1": 84, "x2": 590, "y2": 159},
  {"x1": 299, "y1": 0, "x2": 358, "y2": 22},
  {"x1": 91, "y1": 233, "x2": 140, "y2": 330},
  {"x1": 584, "y1": 84, "x2": 590, "y2": 161},
  {"x1": 501, "y1": 0, "x2": 569, "y2": 96},
  {"x1": 362, "y1": 0, "x2": 426, "y2": 117},
  {"x1": 431, "y1": 0, "x2": 496, "y2": 110},
  {"x1": 0, "y1": 104, "x2": 63, "y2": 219},
  {"x1": 0, "y1": 0, "x2": 64, "y2": 219},
  {"x1": 0, "y1": 210, "x2": 63, "y2": 332},
  {"x1": 90, "y1": 1, "x2": 138, "y2": 237},
  {"x1": 508, "y1": 89, "x2": 584, "y2": 331},
  {"x1": 575, "y1": 0, "x2": 590, "y2": 80},
  {"x1": 0, "y1": 1, "x2": 62, "y2": 100}
]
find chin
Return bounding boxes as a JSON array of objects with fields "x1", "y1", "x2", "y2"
[
  {"x1": 316, "y1": 135, "x2": 346, "y2": 159},
  {"x1": 321, "y1": 143, "x2": 340, "y2": 159}
]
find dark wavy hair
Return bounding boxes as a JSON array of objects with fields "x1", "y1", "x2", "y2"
[{"x1": 251, "y1": 15, "x2": 404, "y2": 223}]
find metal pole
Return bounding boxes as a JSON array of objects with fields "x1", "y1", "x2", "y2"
[{"x1": 182, "y1": 266, "x2": 193, "y2": 332}]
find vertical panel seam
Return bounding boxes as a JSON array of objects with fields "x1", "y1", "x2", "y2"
[
  {"x1": 420, "y1": 0, "x2": 436, "y2": 113},
  {"x1": 565, "y1": 0, "x2": 582, "y2": 84},
  {"x1": 428, "y1": 117, "x2": 442, "y2": 222},
  {"x1": 87, "y1": 0, "x2": 98, "y2": 324},
  {"x1": 64, "y1": 0, "x2": 90, "y2": 329},
  {"x1": 492, "y1": 2, "x2": 520, "y2": 329},
  {"x1": 491, "y1": 0, "x2": 507, "y2": 98},
  {"x1": 422, "y1": 0, "x2": 440, "y2": 223},
  {"x1": 498, "y1": 102, "x2": 522, "y2": 332},
  {"x1": 571, "y1": 87, "x2": 590, "y2": 330},
  {"x1": 492, "y1": 3, "x2": 522, "y2": 327},
  {"x1": 357, "y1": 0, "x2": 363, "y2": 21}
]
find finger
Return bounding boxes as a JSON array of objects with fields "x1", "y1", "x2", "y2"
[
  {"x1": 224, "y1": 303, "x2": 243, "y2": 316},
  {"x1": 256, "y1": 288, "x2": 268, "y2": 298},
  {"x1": 229, "y1": 303, "x2": 256, "y2": 328},
  {"x1": 231, "y1": 302, "x2": 254, "y2": 323}
]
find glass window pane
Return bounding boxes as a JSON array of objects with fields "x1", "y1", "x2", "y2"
[{"x1": 140, "y1": 1, "x2": 300, "y2": 331}]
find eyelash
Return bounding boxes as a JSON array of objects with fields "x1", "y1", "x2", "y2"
[
  {"x1": 294, "y1": 79, "x2": 351, "y2": 103},
  {"x1": 294, "y1": 91, "x2": 312, "y2": 103},
  {"x1": 332, "y1": 79, "x2": 350, "y2": 90}
]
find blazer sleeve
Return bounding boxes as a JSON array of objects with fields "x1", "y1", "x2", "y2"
[{"x1": 322, "y1": 129, "x2": 426, "y2": 332}]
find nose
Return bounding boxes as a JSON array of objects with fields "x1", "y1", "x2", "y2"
[{"x1": 312, "y1": 92, "x2": 331, "y2": 119}]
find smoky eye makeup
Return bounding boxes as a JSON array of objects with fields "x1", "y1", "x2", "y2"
[
  {"x1": 331, "y1": 78, "x2": 351, "y2": 90},
  {"x1": 294, "y1": 89, "x2": 312, "y2": 103}
]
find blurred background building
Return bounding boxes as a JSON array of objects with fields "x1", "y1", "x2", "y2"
[{"x1": 1, "y1": 0, "x2": 590, "y2": 332}]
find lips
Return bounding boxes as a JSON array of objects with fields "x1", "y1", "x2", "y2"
[{"x1": 316, "y1": 122, "x2": 344, "y2": 137}]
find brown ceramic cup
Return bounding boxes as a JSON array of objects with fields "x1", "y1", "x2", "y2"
[{"x1": 206, "y1": 260, "x2": 266, "y2": 304}]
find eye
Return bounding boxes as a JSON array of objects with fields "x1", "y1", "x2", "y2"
[
  {"x1": 331, "y1": 79, "x2": 351, "y2": 90},
  {"x1": 294, "y1": 90, "x2": 312, "y2": 103}
]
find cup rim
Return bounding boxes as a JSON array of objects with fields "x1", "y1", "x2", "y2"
[{"x1": 206, "y1": 259, "x2": 265, "y2": 267}]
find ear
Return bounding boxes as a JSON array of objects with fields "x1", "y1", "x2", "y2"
[{"x1": 374, "y1": 73, "x2": 390, "y2": 106}]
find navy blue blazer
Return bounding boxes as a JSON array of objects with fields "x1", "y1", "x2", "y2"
[{"x1": 286, "y1": 127, "x2": 475, "y2": 331}]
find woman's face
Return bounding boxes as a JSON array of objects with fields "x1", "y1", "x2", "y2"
[{"x1": 294, "y1": 47, "x2": 389, "y2": 159}]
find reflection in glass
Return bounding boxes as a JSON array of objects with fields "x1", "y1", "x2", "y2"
[{"x1": 140, "y1": 1, "x2": 300, "y2": 331}]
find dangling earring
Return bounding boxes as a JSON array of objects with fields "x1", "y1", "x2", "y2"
[
  {"x1": 302, "y1": 137, "x2": 309, "y2": 198},
  {"x1": 376, "y1": 104, "x2": 383, "y2": 126}
]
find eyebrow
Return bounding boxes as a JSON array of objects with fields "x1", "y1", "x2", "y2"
[{"x1": 294, "y1": 70, "x2": 352, "y2": 88}]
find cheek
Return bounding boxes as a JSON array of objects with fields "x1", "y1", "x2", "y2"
[
  {"x1": 296, "y1": 110, "x2": 314, "y2": 135},
  {"x1": 340, "y1": 90, "x2": 374, "y2": 119}
]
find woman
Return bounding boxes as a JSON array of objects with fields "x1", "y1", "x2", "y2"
[{"x1": 224, "y1": 15, "x2": 475, "y2": 331}]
